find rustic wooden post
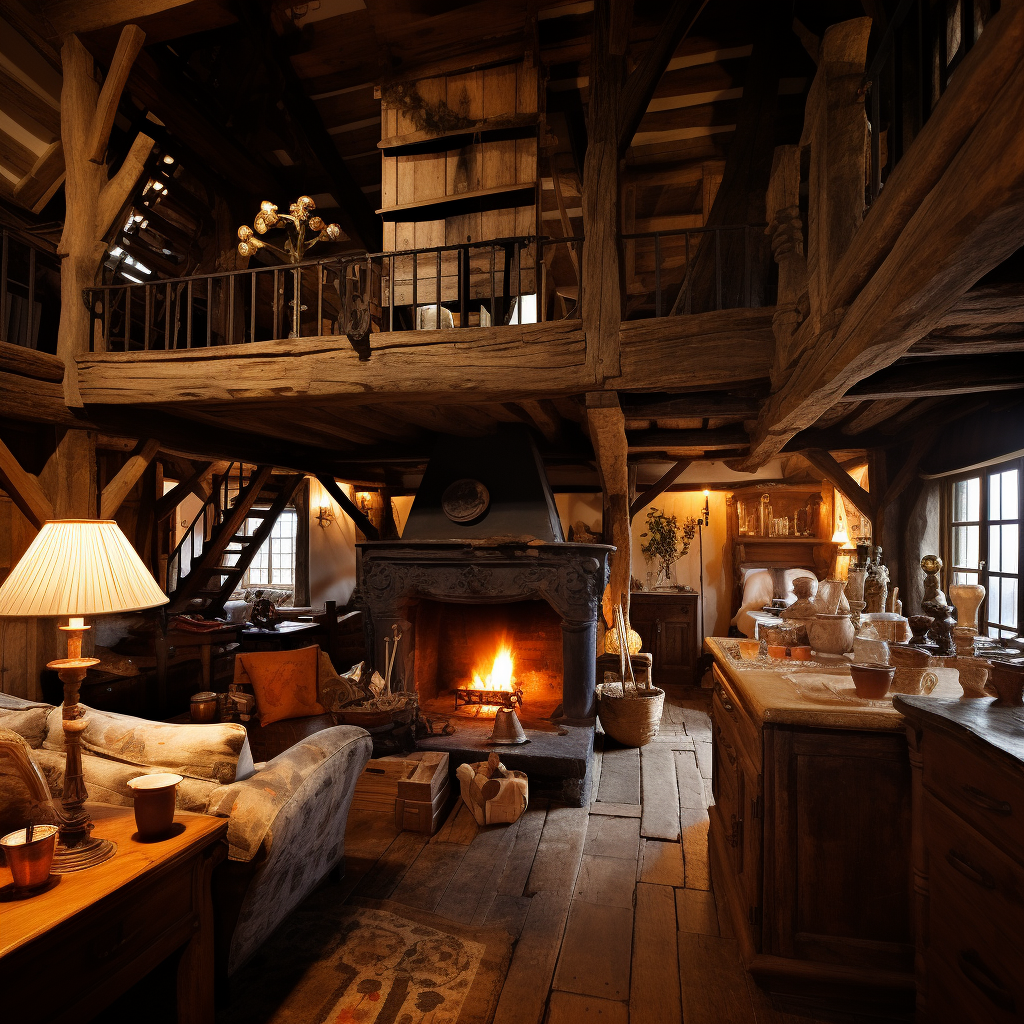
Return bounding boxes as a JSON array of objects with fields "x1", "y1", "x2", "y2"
[
  {"x1": 582, "y1": 0, "x2": 624, "y2": 382},
  {"x1": 765, "y1": 145, "x2": 808, "y2": 386},
  {"x1": 58, "y1": 26, "x2": 154, "y2": 406},
  {"x1": 801, "y1": 18, "x2": 871, "y2": 334},
  {"x1": 586, "y1": 392, "x2": 631, "y2": 629}
]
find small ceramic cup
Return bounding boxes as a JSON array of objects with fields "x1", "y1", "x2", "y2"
[
  {"x1": 789, "y1": 646, "x2": 812, "y2": 661},
  {"x1": 767, "y1": 644, "x2": 789, "y2": 660},
  {"x1": 127, "y1": 773, "x2": 183, "y2": 840},
  {"x1": 0, "y1": 824, "x2": 58, "y2": 890},
  {"x1": 849, "y1": 663, "x2": 896, "y2": 700},
  {"x1": 737, "y1": 639, "x2": 760, "y2": 660}
]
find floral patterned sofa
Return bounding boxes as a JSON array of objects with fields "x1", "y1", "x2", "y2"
[{"x1": 0, "y1": 693, "x2": 372, "y2": 975}]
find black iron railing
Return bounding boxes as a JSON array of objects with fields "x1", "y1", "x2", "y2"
[
  {"x1": 2, "y1": 229, "x2": 61, "y2": 350},
  {"x1": 620, "y1": 224, "x2": 768, "y2": 317},
  {"x1": 863, "y1": 0, "x2": 999, "y2": 204},
  {"x1": 87, "y1": 234, "x2": 583, "y2": 353}
]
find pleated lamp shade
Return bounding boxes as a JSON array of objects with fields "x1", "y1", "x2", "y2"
[{"x1": 0, "y1": 520, "x2": 168, "y2": 618}]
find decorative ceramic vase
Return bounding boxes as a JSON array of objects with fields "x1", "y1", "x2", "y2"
[
  {"x1": 988, "y1": 662, "x2": 1024, "y2": 706},
  {"x1": 814, "y1": 579, "x2": 848, "y2": 616},
  {"x1": 889, "y1": 646, "x2": 940, "y2": 695},
  {"x1": 847, "y1": 566, "x2": 867, "y2": 606},
  {"x1": 955, "y1": 658, "x2": 992, "y2": 698},
  {"x1": 949, "y1": 583, "x2": 986, "y2": 633},
  {"x1": 807, "y1": 613, "x2": 856, "y2": 655},
  {"x1": 952, "y1": 626, "x2": 977, "y2": 658}
]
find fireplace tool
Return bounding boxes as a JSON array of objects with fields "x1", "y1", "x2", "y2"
[{"x1": 488, "y1": 706, "x2": 529, "y2": 744}]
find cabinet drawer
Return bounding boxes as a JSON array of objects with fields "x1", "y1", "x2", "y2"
[
  {"x1": 712, "y1": 665, "x2": 761, "y2": 773},
  {"x1": 925, "y1": 946, "x2": 1010, "y2": 1024},
  {"x1": 928, "y1": 878, "x2": 1023, "y2": 1024},
  {"x1": 924, "y1": 791, "x2": 1024, "y2": 940},
  {"x1": 923, "y1": 731, "x2": 1024, "y2": 858}
]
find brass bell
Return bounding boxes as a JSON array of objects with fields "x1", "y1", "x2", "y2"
[{"x1": 487, "y1": 707, "x2": 528, "y2": 744}]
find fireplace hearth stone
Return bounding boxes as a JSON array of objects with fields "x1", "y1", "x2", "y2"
[{"x1": 417, "y1": 719, "x2": 595, "y2": 806}]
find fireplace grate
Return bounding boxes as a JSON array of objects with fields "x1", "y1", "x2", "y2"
[{"x1": 454, "y1": 687, "x2": 523, "y2": 710}]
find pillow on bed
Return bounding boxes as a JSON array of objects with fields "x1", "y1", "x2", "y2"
[{"x1": 740, "y1": 569, "x2": 774, "y2": 611}]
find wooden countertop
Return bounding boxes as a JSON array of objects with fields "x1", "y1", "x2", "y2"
[
  {"x1": 705, "y1": 636, "x2": 964, "y2": 732},
  {"x1": 0, "y1": 803, "x2": 226, "y2": 957},
  {"x1": 895, "y1": 694, "x2": 1024, "y2": 771}
]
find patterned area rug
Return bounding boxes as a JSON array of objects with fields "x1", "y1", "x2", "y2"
[{"x1": 220, "y1": 897, "x2": 513, "y2": 1024}]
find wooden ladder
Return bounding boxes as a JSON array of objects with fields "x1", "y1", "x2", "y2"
[{"x1": 167, "y1": 466, "x2": 303, "y2": 616}]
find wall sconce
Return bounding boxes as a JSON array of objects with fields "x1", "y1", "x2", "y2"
[
  {"x1": 315, "y1": 505, "x2": 334, "y2": 529},
  {"x1": 701, "y1": 489, "x2": 710, "y2": 526}
]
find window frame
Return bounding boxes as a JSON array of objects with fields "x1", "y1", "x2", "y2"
[
  {"x1": 240, "y1": 507, "x2": 299, "y2": 592},
  {"x1": 942, "y1": 456, "x2": 1024, "y2": 638}
]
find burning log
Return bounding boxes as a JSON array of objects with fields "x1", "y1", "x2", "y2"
[{"x1": 454, "y1": 687, "x2": 523, "y2": 710}]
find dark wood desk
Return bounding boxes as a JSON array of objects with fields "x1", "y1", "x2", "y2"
[
  {"x1": 239, "y1": 619, "x2": 323, "y2": 652},
  {"x1": 0, "y1": 804, "x2": 226, "y2": 1024}
]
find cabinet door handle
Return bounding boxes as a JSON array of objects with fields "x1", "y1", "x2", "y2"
[
  {"x1": 728, "y1": 813, "x2": 743, "y2": 847},
  {"x1": 962, "y1": 784, "x2": 1012, "y2": 816},
  {"x1": 716, "y1": 683, "x2": 734, "y2": 713},
  {"x1": 957, "y1": 949, "x2": 1016, "y2": 1013},
  {"x1": 656, "y1": 618, "x2": 662, "y2": 635},
  {"x1": 946, "y1": 849, "x2": 996, "y2": 890}
]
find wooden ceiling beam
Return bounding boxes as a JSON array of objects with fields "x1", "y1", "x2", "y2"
[
  {"x1": 99, "y1": 437, "x2": 160, "y2": 518},
  {"x1": 0, "y1": 434, "x2": 54, "y2": 527},
  {"x1": 617, "y1": 0, "x2": 711, "y2": 156},
  {"x1": 627, "y1": 427, "x2": 748, "y2": 451},
  {"x1": 629, "y1": 459, "x2": 691, "y2": 520},
  {"x1": 620, "y1": 393, "x2": 763, "y2": 419},
  {"x1": 839, "y1": 398, "x2": 915, "y2": 435},
  {"x1": 745, "y1": 21, "x2": 1024, "y2": 467},
  {"x1": 841, "y1": 355, "x2": 1024, "y2": 401},
  {"x1": 801, "y1": 448, "x2": 875, "y2": 523},
  {"x1": 316, "y1": 473, "x2": 379, "y2": 541}
]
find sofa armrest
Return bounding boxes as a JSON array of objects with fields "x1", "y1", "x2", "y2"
[
  {"x1": 205, "y1": 724, "x2": 371, "y2": 863},
  {"x1": 205, "y1": 723, "x2": 372, "y2": 974}
]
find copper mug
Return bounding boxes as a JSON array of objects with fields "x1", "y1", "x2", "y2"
[
  {"x1": 190, "y1": 691, "x2": 218, "y2": 723},
  {"x1": 127, "y1": 773, "x2": 183, "y2": 839},
  {"x1": 1, "y1": 823, "x2": 58, "y2": 890}
]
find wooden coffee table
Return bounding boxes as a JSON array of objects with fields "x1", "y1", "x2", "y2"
[{"x1": 0, "y1": 803, "x2": 227, "y2": 1023}]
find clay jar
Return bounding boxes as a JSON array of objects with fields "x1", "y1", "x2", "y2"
[
  {"x1": 956, "y1": 657, "x2": 992, "y2": 698},
  {"x1": 988, "y1": 661, "x2": 1024, "y2": 706},
  {"x1": 128, "y1": 773, "x2": 183, "y2": 840},
  {"x1": 807, "y1": 614, "x2": 855, "y2": 655},
  {"x1": 949, "y1": 582, "x2": 986, "y2": 632}
]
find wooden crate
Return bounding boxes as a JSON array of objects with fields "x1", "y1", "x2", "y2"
[
  {"x1": 352, "y1": 751, "x2": 449, "y2": 815},
  {"x1": 396, "y1": 776, "x2": 452, "y2": 835}
]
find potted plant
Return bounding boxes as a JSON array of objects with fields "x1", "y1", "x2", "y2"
[{"x1": 640, "y1": 507, "x2": 697, "y2": 587}]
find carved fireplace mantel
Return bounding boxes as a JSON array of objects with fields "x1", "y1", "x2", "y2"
[{"x1": 357, "y1": 540, "x2": 612, "y2": 721}]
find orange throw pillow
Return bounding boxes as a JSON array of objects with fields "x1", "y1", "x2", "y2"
[{"x1": 236, "y1": 646, "x2": 325, "y2": 727}]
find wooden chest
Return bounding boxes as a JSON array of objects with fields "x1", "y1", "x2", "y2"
[
  {"x1": 352, "y1": 751, "x2": 451, "y2": 834},
  {"x1": 897, "y1": 695, "x2": 1024, "y2": 1024}
]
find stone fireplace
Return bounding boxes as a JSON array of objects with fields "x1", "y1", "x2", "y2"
[{"x1": 355, "y1": 427, "x2": 612, "y2": 804}]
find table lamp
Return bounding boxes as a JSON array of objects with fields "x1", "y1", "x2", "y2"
[{"x1": 0, "y1": 520, "x2": 168, "y2": 870}]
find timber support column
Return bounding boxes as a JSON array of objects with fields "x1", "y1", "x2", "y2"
[
  {"x1": 582, "y1": 0, "x2": 624, "y2": 383},
  {"x1": 586, "y1": 392, "x2": 631, "y2": 629},
  {"x1": 58, "y1": 26, "x2": 153, "y2": 405}
]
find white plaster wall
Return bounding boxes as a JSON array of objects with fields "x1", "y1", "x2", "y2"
[{"x1": 308, "y1": 479, "x2": 358, "y2": 609}]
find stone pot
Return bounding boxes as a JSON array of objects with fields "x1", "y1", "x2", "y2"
[
  {"x1": 988, "y1": 661, "x2": 1024, "y2": 706},
  {"x1": 888, "y1": 645, "x2": 941, "y2": 695},
  {"x1": 955, "y1": 657, "x2": 992, "y2": 698},
  {"x1": 807, "y1": 613, "x2": 856, "y2": 655},
  {"x1": 949, "y1": 583, "x2": 986, "y2": 632}
]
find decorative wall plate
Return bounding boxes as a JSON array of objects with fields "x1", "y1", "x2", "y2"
[{"x1": 442, "y1": 478, "x2": 490, "y2": 523}]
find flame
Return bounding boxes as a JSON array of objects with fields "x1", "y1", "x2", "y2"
[{"x1": 471, "y1": 645, "x2": 515, "y2": 691}]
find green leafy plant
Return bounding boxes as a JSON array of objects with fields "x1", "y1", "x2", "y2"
[{"x1": 640, "y1": 507, "x2": 697, "y2": 582}]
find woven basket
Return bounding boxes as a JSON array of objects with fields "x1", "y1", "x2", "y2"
[{"x1": 597, "y1": 684, "x2": 665, "y2": 747}]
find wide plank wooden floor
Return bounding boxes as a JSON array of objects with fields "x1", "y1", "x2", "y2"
[{"x1": 336, "y1": 688, "x2": 826, "y2": 1024}]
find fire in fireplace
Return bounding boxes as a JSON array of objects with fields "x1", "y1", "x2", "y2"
[{"x1": 454, "y1": 644, "x2": 523, "y2": 712}]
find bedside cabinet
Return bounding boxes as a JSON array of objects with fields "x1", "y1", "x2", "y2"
[{"x1": 629, "y1": 592, "x2": 698, "y2": 687}]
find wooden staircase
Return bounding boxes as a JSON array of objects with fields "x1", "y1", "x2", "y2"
[{"x1": 167, "y1": 465, "x2": 303, "y2": 616}]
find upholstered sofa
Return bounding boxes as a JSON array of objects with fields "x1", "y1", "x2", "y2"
[{"x1": 0, "y1": 693, "x2": 372, "y2": 975}]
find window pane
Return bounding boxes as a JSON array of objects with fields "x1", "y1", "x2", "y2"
[
  {"x1": 1003, "y1": 524, "x2": 1018, "y2": 575},
  {"x1": 1003, "y1": 470, "x2": 1019, "y2": 521},
  {"x1": 954, "y1": 479, "x2": 980, "y2": 522},
  {"x1": 990, "y1": 525, "x2": 1001, "y2": 573},
  {"x1": 989, "y1": 577, "x2": 1000, "y2": 625},
  {"x1": 954, "y1": 570, "x2": 979, "y2": 585},
  {"x1": 990, "y1": 474, "x2": 1001, "y2": 521},
  {"x1": 953, "y1": 525, "x2": 979, "y2": 568},
  {"x1": 1002, "y1": 576, "x2": 1017, "y2": 628}
]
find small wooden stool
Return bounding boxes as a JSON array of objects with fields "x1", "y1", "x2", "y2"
[{"x1": 596, "y1": 651, "x2": 654, "y2": 687}]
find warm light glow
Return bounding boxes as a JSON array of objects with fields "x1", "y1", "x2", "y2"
[
  {"x1": 471, "y1": 645, "x2": 515, "y2": 691},
  {"x1": 703, "y1": 489, "x2": 710, "y2": 498},
  {"x1": 831, "y1": 526, "x2": 851, "y2": 546},
  {"x1": 68, "y1": 617, "x2": 85, "y2": 629}
]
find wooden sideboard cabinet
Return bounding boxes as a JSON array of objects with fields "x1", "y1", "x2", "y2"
[
  {"x1": 896, "y1": 695, "x2": 1024, "y2": 1024},
  {"x1": 705, "y1": 638, "x2": 925, "y2": 1020},
  {"x1": 629, "y1": 592, "x2": 698, "y2": 687}
]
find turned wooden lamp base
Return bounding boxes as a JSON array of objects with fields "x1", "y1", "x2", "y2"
[{"x1": 47, "y1": 621, "x2": 117, "y2": 872}]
